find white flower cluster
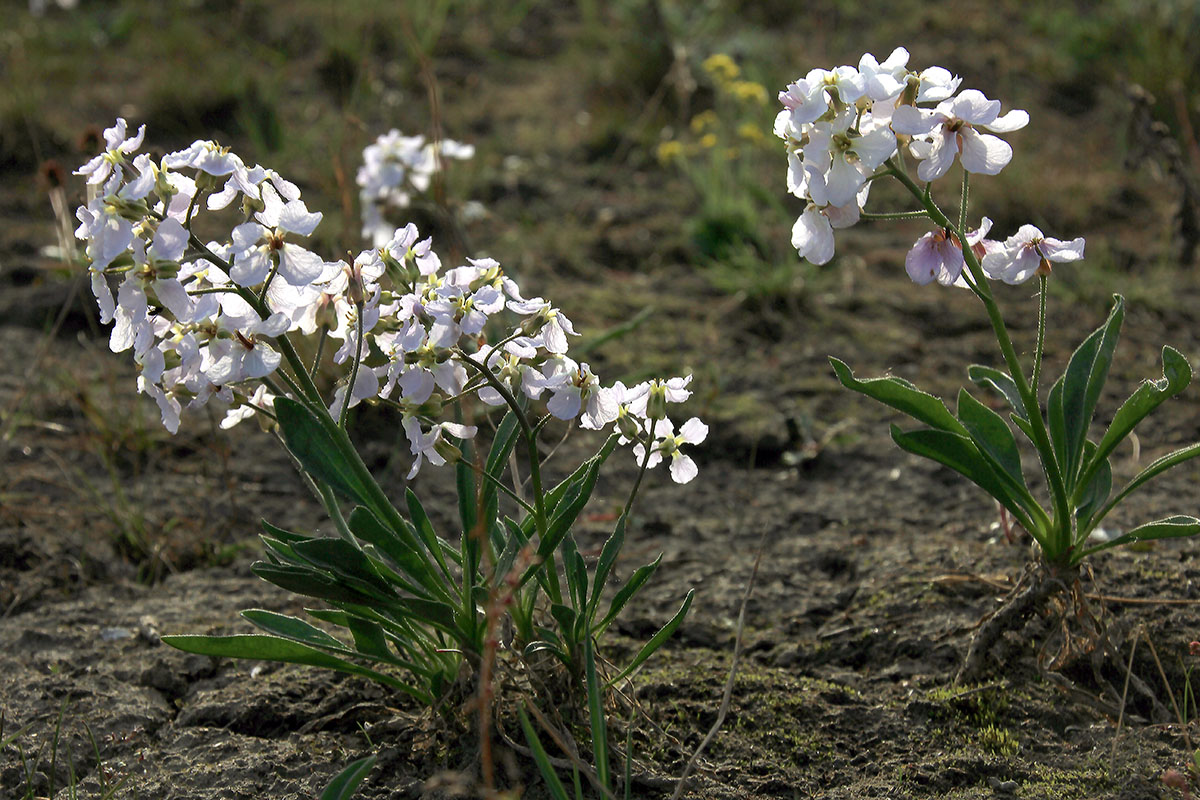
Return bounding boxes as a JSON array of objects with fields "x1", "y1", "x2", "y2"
[
  {"x1": 775, "y1": 48, "x2": 1084, "y2": 283},
  {"x1": 74, "y1": 120, "x2": 705, "y2": 482},
  {"x1": 357, "y1": 129, "x2": 475, "y2": 247}
]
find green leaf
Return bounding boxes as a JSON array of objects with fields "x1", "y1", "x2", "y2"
[
  {"x1": 161, "y1": 634, "x2": 428, "y2": 701},
  {"x1": 595, "y1": 556, "x2": 662, "y2": 635},
  {"x1": 538, "y1": 460, "x2": 601, "y2": 560},
  {"x1": 347, "y1": 507, "x2": 448, "y2": 601},
  {"x1": 241, "y1": 609, "x2": 349, "y2": 652},
  {"x1": 1073, "y1": 441, "x2": 1112, "y2": 536},
  {"x1": 585, "y1": 636, "x2": 609, "y2": 789},
  {"x1": 319, "y1": 755, "x2": 377, "y2": 800},
  {"x1": 1090, "y1": 442, "x2": 1200, "y2": 531},
  {"x1": 406, "y1": 489, "x2": 456, "y2": 573},
  {"x1": 607, "y1": 589, "x2": 694, "y2": 686},
  {"x1": 1075, "y1": 515, "x2": 1200, "y2": 561},
  {"x1": 1047, "y1": 376, "x2": 1069, "y2": 481},
  {"x1": 588, "y1": 515, "x2": 627, "y2": 622},
  {"x1": 1059, "y1": 295, "x2": 1124, "y2": 485},
  {"x1": 346, "y1": 617, "x2": 393, "y2": 660},
  {"x1": 830, "y1": 357, "x2": 965, "y2": 434},
  {"x1": 1084, "y1": 346, "x2": 1192, "y2": 485},
  {"x1": 967, "y1": 365, "x2": 1027, "y2": 421},
  {"x1": 890, "y1": 426, "x2": 1039, "y2": 540},
  {"x1": 261, "y1": 520, "x2": 310, "y2": 544},
  {"x1": 518, "y1": 709, "x2": 572, "y2": 800},
  {"x1": 291, "y1": 538, "x2": 395, "y2": 597},
  {"x1": 956, "y1": 388, "x2": 1028, "y2": 492},
  {"x1": 251, "y1": 563, "x2": 383, "y2": 606},
  {"x1": 274, "y1": 397, "x2": 371, "y2": 506},
  {"x1": 550, "y1": 603, "x2": 577, "y2": 639},
  {"x1": 523, "y1": 436, "x2": 619, "y2": 538}
]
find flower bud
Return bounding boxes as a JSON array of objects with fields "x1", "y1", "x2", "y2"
[
  {"x1": 242, "y1": 194, "x2": 265, "y2": 219},
  {"x1": 646, "y1": 383, "x2": 668, "y2": 421},
  {"x1": 194, "y1": 171, "x2": 222, "y2": 193},
  {"x1": 616, "y1": 409, "x2": 640, "y2": 441},
  {"x1": 416, "y1": 395, "x2": 444, "y2": 418},
  {"x1": 433, "y1": 436, "x2": 463, "y2": 465}
]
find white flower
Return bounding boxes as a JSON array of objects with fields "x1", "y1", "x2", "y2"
[
  {"x1": 229, "y1": 184, "x2": 324, "y2": 287},
  {"x1": 75, "y1": 118, "x2": 146, "y2": 186},
  {"x1": 981, "y1": 225, "x2": 1085, "y2": 284},
  {"x1": 891, "y1": 89, "x2": 1029, "y2": 181},
  {"x1": 540, "y1": 359, "x2": 617, "y2": 429},
  {"x1": 401, "y1": 417, "x2": 477, "y2": 478},
  {"x1": 634, "y1": 417, "x2": 708, "y2": 484}
]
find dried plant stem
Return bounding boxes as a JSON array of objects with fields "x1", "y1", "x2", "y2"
[
  {"x1": 671, "y1": 530, "x2": 767, "y2": 800},
  {"x1": 1144, "y1": 631, "x2": 1195, "y2": 753},
  {"x1": 1110, "y1": 632, "x2": 1140, "y2": 771}
]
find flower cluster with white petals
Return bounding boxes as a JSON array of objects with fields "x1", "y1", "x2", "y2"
[
  {"x1": 74, "y1": 120, "x2": 702, "y2": 483},
  {"x1": 357, "y1": 129, "x2": 475, "y2": 246},
  {"x1": 776, "y1": 48, "x2": 1084, "y2": 284}
]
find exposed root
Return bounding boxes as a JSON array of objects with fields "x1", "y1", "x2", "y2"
[{"x1": 956, "y1": 562, "x2": 1077, "y2": 684}]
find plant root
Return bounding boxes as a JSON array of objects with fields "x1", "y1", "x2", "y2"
[{"x1": 956, "y1": 562, "x2": 1077, "y2": 684}]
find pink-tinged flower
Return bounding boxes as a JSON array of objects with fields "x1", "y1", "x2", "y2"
[
  {"x1": 802, "y1": 110, "x2": 896, "y2": 208},
  {"x1": 779, "y1": 67, "x2": 866, "y2": 127},
  {"x1": 633, "y1": 417, "x2": 708, "y2": 484},
  {"x1": 981, "y1": 224, "x2": 1085, "y2": 284},
  {"x1": 791, "y1": 196, "x2": 863, "y2": 266},
  {"x1": 891, "y1": 90, "x2": 1028, "y2": 181},
  {"x1": 905, "y1": 217, "x2": 996, "y2": 286}
]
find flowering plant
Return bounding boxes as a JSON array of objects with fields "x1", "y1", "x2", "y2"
[
  {"x1": 72, "y1": 119, "x2": 702, "y2": 704},
  {"x1": 777, "y1": 49, "x2": 1200, "y2": 675}
]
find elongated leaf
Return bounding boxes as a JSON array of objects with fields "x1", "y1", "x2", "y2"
[
  {"x1": 1075, "y1": 515, "x2": 1200, "y2": 561},
  {"x1": 550, "y1": 604, "x2": 577, "y2": 639},
  {"x1": 161, "y1": 634, "x2": 427, "y2": 700},
  {"x1": 522, "y1": 436, "x2": 619, "y2": 538},
  {"x1": 406, "y1": 489, "x2": 455, "y2": 573},
  {"x1": 595, "y1": 556, "x2": 662, "y2": 635},
  {"x1": 347, "y1": 507, "x2": 448, "y2": 601},
  {"x1": 588, "y1": 515, "x2": 627, "y2": 621},
  {"x1": 1085, "y1": 346, "x2": 1192, "y2": 482},
  {"x1": 1047, "y1": 376, "x2": 1069, "y2": 484},
  {"x1": 1073, "y1": 441, "x2": 1112, "y2": 536},
  {"x1": 493, "y1": 517, "x2": 526, "y2": 587},
  {"x1": 261, "y1": 520, "x2": 310, "y2": 544},
  {"x1": 967, "y1": 365, "x2": 1027, "y2": 421},
  {"x1": 518, "y1": 709, "x2": 572, "y2": 800},
  {"x1": 251, "y1": 563, "x2": 382, "y2": 606},
  {"x1": 830, "y1": 357, "x2": 965, "y2": 433},
  {"x1": 291, "y1": 538, "x2": 395, "y2": 597},
  {"x1": 1060, "y1": 296, "x2": 1123, "y2": 484},
  {"x1": 607, "y1": 590, "x2": 694, "y2": 686},
  {"x1": 890, "y1": 426, "x2": 1038, "y2": 537},
  {"x1": 320, "y1": 755, "x2": 377, "y2": 800},
  {"x1": 346, "y1": 617, "x2": 393, "y2": 660},
  {"x1": 241, "y1": 609, "x2": 348, "y2": 652},
  {"x1": 585, "y1": 636, "x2": 609, "y2": 789},
  {"x1": 483, "y1": 411, "x2": 521, "y2": 527},
  {"x1": 537, "y1": 461, "x2": 601, "y2": 560},
  {"x1": 1091, "y1": 442, "x2": 1200, "y2": 530},
  {"x1": 956, "y1": 388, "x2": 1027, "y2": 492},
  {"x1": 275, "y1": 398, "x2": 371, "y2": 506}
]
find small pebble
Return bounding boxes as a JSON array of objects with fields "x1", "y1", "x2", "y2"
[{"x1": 100, "y1": 627, "x2": 133, "y2": 641}]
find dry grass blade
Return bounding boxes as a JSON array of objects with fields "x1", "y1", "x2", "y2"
[{"x1": 670, "y1": 528, "x2": 767, "y2": 800}]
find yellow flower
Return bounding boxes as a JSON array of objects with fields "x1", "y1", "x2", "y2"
[
  {"x1": 730, "y1": 81, "x2": 768, "y2": 105},
  {"x1": 737, "y1": 122, "x2": 763, "y2": 142},
  {"x1": 699, "y1": 133, "x2": 718, "y2": 149},
  {"x1": 656, "y1": 140, "x2": 684, "y2": 164},
  {"x1": 690, "y1": 110, "x2": 718, "y2": 134},
  {"x1": 702, "y1": 53, "x2": 740, "y2": 81}
]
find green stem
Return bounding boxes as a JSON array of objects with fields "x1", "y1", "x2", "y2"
[
  {"x1": 1033, "y1": 274, "x2": 1047, "y2": 396},
  {"x1": 860, "y1": 210, "x2": 929, "y2": 221},
  {"x1": 310, "y1": 328, "x2": 328, "y2": 380},
  {"x1": 339, "y1": 301, "x2": 365, "y2": 430},
  {"x1": 887, "y1": 159, "x2": 1072, "y2": 555},
  {"x1": 622, "y1": 418, "x2": 659, "y2": 520},
  {"x1": 455, "y1": 353, "x2": 560, "y2": 603}
]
